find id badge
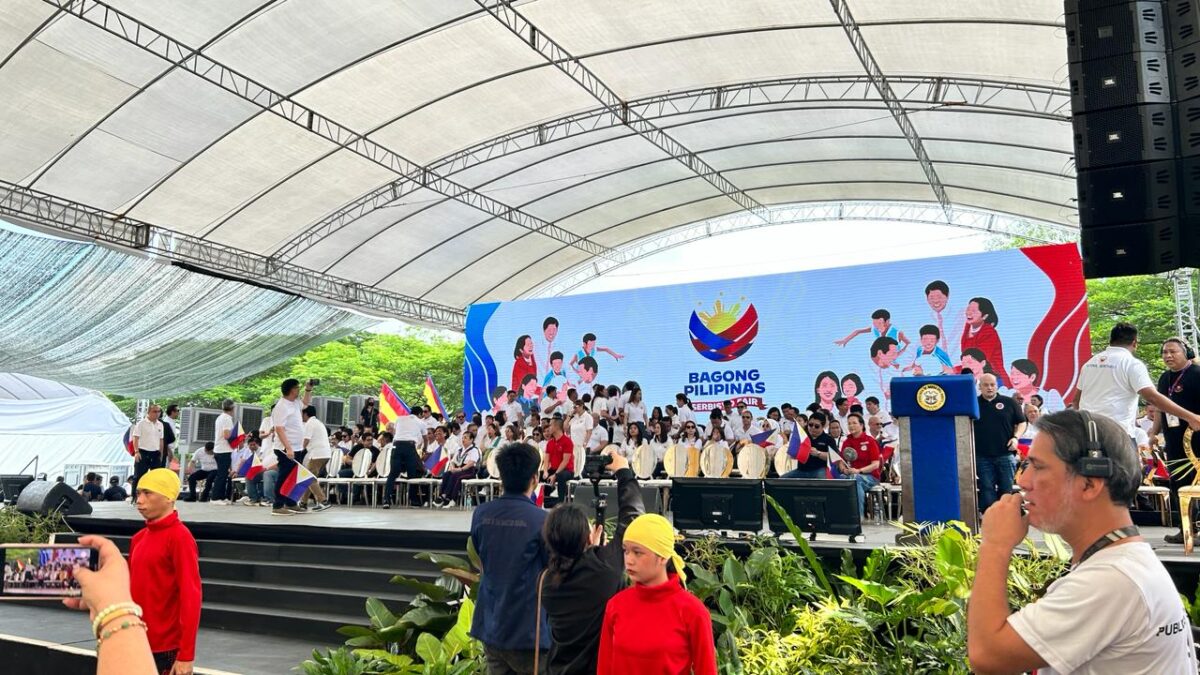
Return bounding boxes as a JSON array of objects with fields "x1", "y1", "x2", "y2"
[{"x1": 1167, "y1": 413, "x2": 1181, "y2": 428}]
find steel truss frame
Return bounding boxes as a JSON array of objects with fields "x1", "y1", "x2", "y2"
[
  {"x1": 524, "y1": 201, "x2": 1077, "y2": 298},
  {"x1": 0, "y1": 180, "x2": 465, "y2": 328},
  {"x1": 43, "y1": 0, "x2": 615, "y2": 261},
  {"x1": 1171, "y1": 268, "x2": 1200, "y2": 355},
  {"x1": 272, "y1": 74, "x2": 1070, "y2": 264},
  {"x1": 475, "y1": 0, "x2": 770, "y2": 223},
  {"x1": 828, "y1": 0, "x2": 951, "y2": 219}
]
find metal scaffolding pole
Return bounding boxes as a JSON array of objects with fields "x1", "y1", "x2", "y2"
[{"x1": 1171, "y1": 268, "x2": 1200, "y2": 354}]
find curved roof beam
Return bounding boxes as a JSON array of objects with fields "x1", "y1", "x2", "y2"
[
  {"x1": 41, "y1": 0, "x2": 616, "y2": 261},
  {"x1": 274, "y1": 75, "x2": 1069, "y2": 264},
  {"x1": 523, "y1": 201, "x2": 1078, "y2": 299}
]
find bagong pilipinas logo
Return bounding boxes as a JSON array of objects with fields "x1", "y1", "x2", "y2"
[{"x1": 689, "y1": 295, "x2": 759, "y2": 362}]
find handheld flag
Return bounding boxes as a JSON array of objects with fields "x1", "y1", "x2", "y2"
[
  {"x1": 827, "y1": 448, "x2": 845, "y2": 479},
  {"x1": 424, "y1": 446, "x2": 448, "y2": 476},
  {"x1": 280, "y1": 464, "x2": 316, "y2": 502},
  {"x1": 787, "y1": 428, "x2": 811, "y2": 464},
  {"x1": 423, "y1": 373, "x2": 449, "y2": 419},
  {"x1": 227, "y1": 421, "x2": 246, "y2": 449},
  {"x1": 749, "y1": 429, "x2": 775, "y2": 448},
  {"x1": 122, "y1": 426, "x2": 136, "y2": 457},
  {"x1": 378, "y1": 381, "x2": 411, "y2": 428},
  {"x1": 531, "y1": 484, "x2": 544, "y2": 507},
  {"x1": 238, "y1": 453, "x2": 263, "y2": 481},
  {"x1": 1016, "y1": 437, "x2": 1032, "y2": 461}
]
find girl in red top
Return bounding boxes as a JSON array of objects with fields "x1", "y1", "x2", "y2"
[
  {"x1": 511, "y1": 334, "x2": 538, "y2": 392},
  {"x1": 838, "y1": 413, "x2": 883, "y2": 519},
  {"x1": 959, "y1": 297, "x2": 1010, "y2": 387},
  {"x1": 598, "y1": 514, "x2": 716, "y2": 675}
]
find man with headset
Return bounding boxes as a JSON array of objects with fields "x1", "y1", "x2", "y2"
[{"x1": 967, "y1": 409, "x2": 1197, "y2": 674}]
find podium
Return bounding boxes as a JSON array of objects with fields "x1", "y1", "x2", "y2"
[{"x1": 890, "y1": 375, "x2": 980, "y2": 530}]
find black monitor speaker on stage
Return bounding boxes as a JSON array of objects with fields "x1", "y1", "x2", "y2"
[
  {"x1": 670, "y1": 478, "x2": 762, "y2": 532},
  {"x1": 764, "y1": 479, "x2": 861, "y2": 541},
  {"x1": 15, "y1": 480, "x2": 92, "y2": 517},
  {"x1": 0, "y1": 475, "x2": 34, "y2": 505}
]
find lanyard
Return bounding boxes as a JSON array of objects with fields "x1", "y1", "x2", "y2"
[
  {"x1": 1169, "y1": 368, "x2": 1187, "y2": 396},
  {"x1": 1073, "y1": 526, "x2": 1140, "y2": 569}
]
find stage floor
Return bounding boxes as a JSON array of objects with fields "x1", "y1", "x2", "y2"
[{"x1": 70, "y1": 501, "x2": 1196, "y2": 563}]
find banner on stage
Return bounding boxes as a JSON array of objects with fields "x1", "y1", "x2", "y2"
[{"x1": 463, "y1": 244, "x2": 1090, "y2": 417}]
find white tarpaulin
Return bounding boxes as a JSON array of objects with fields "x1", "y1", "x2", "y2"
[{"x1": 0, "y1": 373, "x2": 132, "y2": 480}]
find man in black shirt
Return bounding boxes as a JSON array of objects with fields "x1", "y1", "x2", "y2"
[
  {"x1": 78, "y1": 472, "x2": 103, "y2": 501},
  {"x1": 103, "y1": 475, "x2": 129, "y2": 502},
  {"x1": 783, "y1": 410, "x2": 837, "y2": 478},
  {"x1": 974, "y1": 373, "x2": 1026, "y2": 512},
  {"x1": 1153, "y1": 337, "x2": 1200, "y2": 544}
]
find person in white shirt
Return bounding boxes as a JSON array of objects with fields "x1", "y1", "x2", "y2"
[
  {"x1": 163, "y1": 404, "x2": 181, "y2": 466},
  {"x1": 435, "y1": 435, "x2": 479, "y2": 508},
  {"x1": 1072, "y1": 323, "x2": 1200, "y2": 437},
  {"x1": 130, "y1": 403, "x2": 165, "y2": 495},
  {"x1": 1136, "y1": 403, "x2": 1157, "y2": 435},
  {"x1": 968, "y1": 409, "x2": 1197, "y2": 674},
  {"x1": 298, "y1": 406, "x2": 332, "y2": 511},
  {"x1": 620, "y1": 422, "x2": 647, "y2": 460},
  {"x1": 924, "y1": 279, "x2": 965, "y2": 360},
  {"x1": 586, "y1": 414, "x2": 609, "y2": 453},
  {"x1": 541, "y1": 386, "x2": 567, "y2": 419},
  {"x1": 568, "y1": 401, "x2": 593, "y2": 449},
  {"x1": 674, "y1": 393, "x2": 696, "y2": 431},
  {"x1": 730, "y1": 408, "x2": 762, "y2": 444},
  {"x1": 623, "y1": 388, "x2": 647, "y2": 437},
  {"x1": 864, "y1": 397, "x2": 892, "y2": 428},
  {"x1": 270, "y1": 378, "x2": 313, "y2": 516},
  {"x1": 210, "y1": 399, "x2": 237, "y2": 505}
]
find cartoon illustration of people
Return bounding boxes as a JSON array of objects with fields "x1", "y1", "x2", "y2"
[
  {"x1": 960, "y1": 296, "x2": 1009, "y2": 387},
  {"x1": 535, "y1": 316, "x2": 559, "y2": 375},
  {"x1": 491, "y1": 385, "x2": 509, "y2": 414},
  {"x1": 813, "y1": 371, "x2": 840, "y2": 412},
  {"x1": 568, "y1": 332, "x2": 623, "y2": 375},
  {"x1": 905, "y1": 324, "x2": 955, "y2": 375},
  {"x1": 511, "y1": 334, "x2": 539, "y2": 392},
  {"x1": 541, "y1": 350, "x2": 575, "y2": 393},
  {"x1": 840, "y1": 373, "x2": 865, "y2": 408},
  {"x1": 834, "y1": 308, "x2": 911, "y2": 354},
  {"x1": 516, "y1": 374, "x2": 541, "y2": 418},
  {"x1": 577, "y1": 356, "x2": 600, "y2": 385},
  {"x1": 1007, "y1": 358, "x2": 1066, "y2": 412},
  {"x1": 958, "y1": 348, "x2": 997, "y2": 379},
  {"x1": 869, "y1": 337, "x2": 902, "y2": 401},
  {"x1": 924, "y1": 280, "x2": 964, "y2": 359}
]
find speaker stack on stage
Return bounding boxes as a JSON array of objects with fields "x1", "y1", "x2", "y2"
[
  {"x1": 14, "y1": 480, "x2": 92, "y2": 517},
  {"x1": 1068, "y1": 0, "x2": 1200, "y2": 277}
]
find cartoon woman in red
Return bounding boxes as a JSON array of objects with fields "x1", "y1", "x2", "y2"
[
  {"x1": 813, "y1": 371, "x2": 840, "y2": 412},
  {"x1": 511, "y1": 334, "x2": 538, "y2": 392},
  {"x1": 960, "y1": 297, "x2": 1009, "y2": 387}
]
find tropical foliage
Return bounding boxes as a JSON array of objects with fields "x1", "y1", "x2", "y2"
[{"x1": 0, "y1": 508, "x2": 67, "y2": 545}]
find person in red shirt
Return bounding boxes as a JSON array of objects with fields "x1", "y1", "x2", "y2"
[
  {"x1": 130, "y1": 468, "x2": 201, "y2": 675},
  {"x1": 598, "y1": 513, "x2": 716, "y2": 675},
  {"x1": 960, "y1": 296, "x2": 1010, "y2": 387},
  {"x1": 543, "y1": 417, "x2": 576, "y2": 507},
  {"x1": 512, "y1": 334, "x2": 539, "y2": 393},
  {"x1": 838, "y1": 413, "x2": 882, "y2": 519}
]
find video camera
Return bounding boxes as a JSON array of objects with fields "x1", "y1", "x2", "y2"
[{"x1": 581, "y1": 453, "x2": 614, "y2": 525}]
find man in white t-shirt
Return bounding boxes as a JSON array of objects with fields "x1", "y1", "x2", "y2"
[
  {"x1": 299, "y1": 405, "x2": 332, "y2": 511},
  {"x1": 210, "y1": 399, "x2": 237, "y2": 505},
  {"x1": 130, "y1": 403, "x2": 165, "y2": 494},
  {"x1": 1072, "y1": 323, "x2": 1200, "y2": 437},
  {"x1": 270, "y1": 378, "x2": 313, "y2": 516},
  {"x1": 968, "y1": 409, "x2": 1197, "y2": 674}
]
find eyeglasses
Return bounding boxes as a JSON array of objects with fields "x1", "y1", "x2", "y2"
[
  {"x1": 807, "y1": 422, "x2": 823, "y2": 427},
  {"x1": 741, "y1": 415, "x2": 752, "y2": 419}
]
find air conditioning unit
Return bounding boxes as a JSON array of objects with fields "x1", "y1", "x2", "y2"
[
  {"x1": 311, "y1": 396, "x2": 347, "y2": 428},
  {"x1": 349, "y1": 395, "x2": 371, "y2": 424},
  {"x1": 179, "y1": 407, "x2": 221, "y2": 446},
  {"x1": 235, "y1": 404, "x2": 264, "y2": 435}
]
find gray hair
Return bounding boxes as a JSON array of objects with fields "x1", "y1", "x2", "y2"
[
  {"x1": 1033, "y1": 409, "x2": 1140, "y2": 504},
  {"x1": 222, "y1": 398, "x2": 236, "y2": 412}
]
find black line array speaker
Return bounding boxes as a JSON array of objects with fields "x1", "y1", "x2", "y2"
[
  {"x1": 15, "y1": 480, "x2": 92, "y2": 516},
  {"x1": 1067, "y1": 0, "x2": 1200, "y2": 276}
]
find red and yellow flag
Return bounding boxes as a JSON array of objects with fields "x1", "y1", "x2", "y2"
[{"x1": 378, "y1": 381, "x2": 410, "y2": 428}]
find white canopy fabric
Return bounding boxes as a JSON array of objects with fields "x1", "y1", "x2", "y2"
[
  {"x1": 0, "y1": 373, "x2": 132, "y2": 480},
  {"x1": 0, "y1": 0, "x2": 1074, "y2": 316}
]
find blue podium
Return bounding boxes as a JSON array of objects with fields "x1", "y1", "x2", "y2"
[{"x1": 890, "y1": 375, "x2": 980, "y2": 530}]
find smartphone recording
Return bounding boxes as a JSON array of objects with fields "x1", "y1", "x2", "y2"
[{"x1": 1, "y1": 545, "x2": 96, "y2": 599}]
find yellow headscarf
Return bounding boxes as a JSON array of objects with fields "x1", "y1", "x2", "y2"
[
  {"x1": 623, "y1": 513, "x2": 687, "y2": 583},
  {"x1": 138, "y1": 468, "x2": 180, "y2": 501}
]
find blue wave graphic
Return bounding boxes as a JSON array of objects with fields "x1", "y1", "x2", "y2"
[{"x1": 464, "y1": 303, "x2": 500, "y2": 415}]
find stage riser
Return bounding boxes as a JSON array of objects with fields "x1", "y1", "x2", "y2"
[
  {"x1": 200, "y1": 604, "x2": 351, "y2": 644},
  {"x1": 202, "y1": 580, "x2": 409, "y2": 619}
]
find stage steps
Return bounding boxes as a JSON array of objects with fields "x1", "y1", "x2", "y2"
[{"x1": 54, "y1": 533, "x2": 465, "y2": 644}]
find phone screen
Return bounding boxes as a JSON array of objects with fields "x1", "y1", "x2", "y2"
[{"x1": 1, "y1": 546, "x2": 95, "y2": 598}]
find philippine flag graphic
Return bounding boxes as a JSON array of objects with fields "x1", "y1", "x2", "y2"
[{"x1": 689, "y1": 297, "x2": 759, "y2": 362}]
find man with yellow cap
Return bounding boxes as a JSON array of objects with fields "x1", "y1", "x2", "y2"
[
  {"x1": 597, "y1": 513, "x2": 716, "y2": 675},
  {"x1": 130, "y1": 468, "x2": 202, "y2": 675}
]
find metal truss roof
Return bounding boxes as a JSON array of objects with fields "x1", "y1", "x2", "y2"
[{"x1": 0, "y1": 0, "x2": 1075, "y2": 328}]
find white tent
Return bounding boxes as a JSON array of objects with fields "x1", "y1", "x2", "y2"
[{"x1": 0, "y1": 373, "x2": 132, "y2": 481}]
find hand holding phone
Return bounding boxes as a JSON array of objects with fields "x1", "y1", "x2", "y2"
[
  {"x1": 1, "y1": 543, "x2": 98, "y2": 601},
  {"x1": 60, "y1": 536, "x2": 129, "y2": 621}
]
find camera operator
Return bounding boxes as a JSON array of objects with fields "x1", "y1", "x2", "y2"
[
  {"x1": 538, "y1": 448, "x2": 645, "y2": 675},
  {"x1": 967, "y1": 410, "x2": 1197, "y2": 674}
]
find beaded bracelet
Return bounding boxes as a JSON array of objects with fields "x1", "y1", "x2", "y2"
[
  {"x1": 96, "y1": 618, "x2": 146, "y2": 648},
  {"x1": 92, "y1": 602, "x2": 142, "y2": 638}
]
